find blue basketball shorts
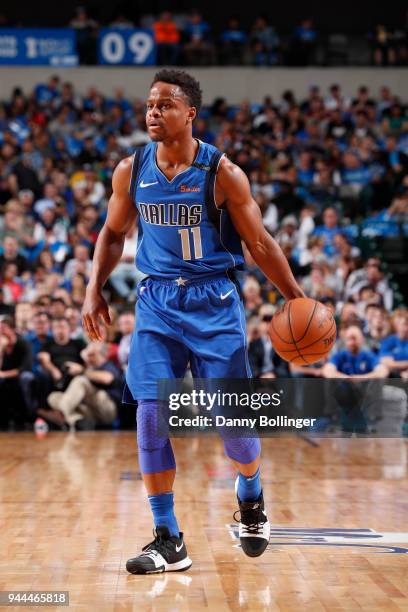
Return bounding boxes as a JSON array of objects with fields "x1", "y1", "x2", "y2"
[{"x1": 124, "y1": 273, "x2": 251, "y2": 401}]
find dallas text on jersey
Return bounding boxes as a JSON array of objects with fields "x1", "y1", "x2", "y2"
[{"x1": 139, "y1": 202, "x2": 202, "y2": 226}]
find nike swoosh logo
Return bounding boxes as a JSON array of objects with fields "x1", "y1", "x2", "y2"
[
  {"x1": 220, "y1": 289, "x2": 234, "y2": 300},
  {"x1": 140, "y1": 180, "x2": 159, "y2": 188},
  {"x1": 175, "y1": 543, "x2": 183, "y2": 553}
]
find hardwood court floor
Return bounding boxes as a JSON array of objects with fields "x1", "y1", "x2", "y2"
[{"x1": 1, "y1": 432, "x2": 408, "y2": 611}]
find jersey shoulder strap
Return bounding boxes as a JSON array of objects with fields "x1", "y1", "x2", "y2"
[
  {"x1": 204, "y1": 149, "x2": 224, "y2": 225},
  {"x1": 129, "y1": 145, "x2": 147, "y2": 201}
]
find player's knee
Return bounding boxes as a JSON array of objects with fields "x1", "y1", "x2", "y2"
[
  {"x1": 223, "y1": 436, "x2": 261, "y2": 464},
  {"x1": 136, "y1": 400, "x2": 175, "y2": 474},
  {"x1": 137, "y1": 399, "x2": 170, "y2": 451}
]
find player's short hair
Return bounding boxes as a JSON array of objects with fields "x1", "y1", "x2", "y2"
[{"x1": 151, "y1": 69, "x2": 202, "y2": 113}]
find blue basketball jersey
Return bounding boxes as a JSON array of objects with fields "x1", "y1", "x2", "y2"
[{"x1": 129, "y1": 140, "x2": 244, "y2": 278}]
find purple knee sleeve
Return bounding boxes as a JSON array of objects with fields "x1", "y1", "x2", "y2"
[
  {"x1": 137, "y1": 400, "x2": 176, "y2": 474},
  {"x1": 223, "y1": 436, "x2": 261, "y2": 464}
]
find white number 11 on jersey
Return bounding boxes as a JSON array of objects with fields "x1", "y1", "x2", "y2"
[{"x1": 178, "y1": 227, "x2": 203, "y2": 261}]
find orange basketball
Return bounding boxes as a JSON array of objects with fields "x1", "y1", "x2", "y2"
[{"x1": 268, "y1": 297, "x2": 337, "y2": 365}]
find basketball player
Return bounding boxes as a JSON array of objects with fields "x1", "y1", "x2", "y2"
[{"x1": 82, "y1": 70, "x2": 305, "y2": 574}]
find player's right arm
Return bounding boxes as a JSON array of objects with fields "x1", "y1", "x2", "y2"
[{"x1": 82, "y1": 156, "x2": 136, "y2": 341}]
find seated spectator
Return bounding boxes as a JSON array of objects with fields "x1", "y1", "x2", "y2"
[
  {"x1": 0, "y1": 199, "x2": 35, "y2": 249},
  {"x1": 34, "y1": 75, "x2": 60, "y2": 106},
  {"x1": 193, "y1": 118, "x2": 215, "y2": 145},
  {"x1": 370, "y1": 25, "x2": 395, "y2": 67},
  {"x1": 259, "y1": 197, "x2": 279, "y2": 235},
  {"x1": 14, "y1": 301, "x2": 33, "y2": 334},
  {"x1": 153, "y1": 11, "x2": 180, "y2": 66},
  {"x1": 33, "y1": 182, "x2": 60, "y2": 216},
  {"x1": 275, "y1": 215, "x2": 299, "y2": 247},
  {"x1": 339, "y1": 302, "x2": 363, "y2": 329},
  {"x1": 243, "y1": 276, "x2": 263, "y2": 316},
  {"x1": 70, "y1": 273, "x2": 88, "y2": 308},
  {"x1": 0, "y1": 288, "x2": 14, "y2": 317},
  {"x1": 35, "y1": 249, "x2": 60, "y2": 274},
  {"x1": 340, "y1": 152, "x2": 371, "y2": 200},
  {"x1": 381, "y1": 135, "x2": 408, "y2": 175},
  {"x1": 25, "y1": 311, "x2": 52, "y2": 371},
  {"x1": 381, "y1": 103, "x2": 408, "y2": 136},
  {"x1": 301, "y1": 262, "x2": 339, "y2": 301},
  {"x1": 220, "y1": 17, "x2": 247, "y2": 65},
  {"x1": 289, "y1": 18, "x2": 318, "y2": 66},
  {"x1": 116, "y1": 120, "x2": 151, "y2": 153},
  {"x1": 326, "y1": 109, "x2": 352, "y2": 142},
  {"x1": 70, "y1": 166, "x2": 105, "y2": 207},
  {"x1": 332, "y1": 253, "x2": 356, "y2": 298},
  {"x1": 32, "y1": 205, "x2": 68, "y2": 260},
  {"x1": 65, "y1": 307, "x2": 86, "y2": 341},
  {"x1": 349, "y1": 258, "x2": 393, "y2": 311},
  {"x1": 332, "y1": 233, "x2": 360, "y2": 261},
  {"x1": 312, "y1": 207, "x2": 343, "y2": 257},
  {"x1": 69, "y1": 6, "x2": 98, "y2": 65},
  {"x1": 298, "y1": 235, "x2": 325, "y2": 267},
  {"x1": 48, "y1": 105, "x2": 75, "y2": 139},
  {"x1": 117, "y1": 311, "x2": 135, "y2": 371},
  {"x1": 109, "y1": 224, "x2": 145, "y2": 300},
  {"x1": 183, "y1": 11, "x2": 215, "y2": 66},
  {"x1": 296, "y1": 151, "x2": 315, "y2": 185},
  {"x1": 324, "y1": 84, "x2": 351, "y2": 112},
  {"x1": 323, "y1": 325, "x2": 388, "y2": 378},
  {"x1": 354, "y1": 285, "x2": 384, "y2": 320},
  {"x1": 64, "y1": 244, "x2": 93, "y2": 282},
  {"x1": 74, "y1": 205, "x2": 101, "y2": 248},
  {"x1": 380, "y1": 309, "x2": 408, "y2": 377},
  {"x1": 323, "y1": 325, "x2": 390, "y2": 432},
  {"x1": 1, "y1": 263, "x2": 24, "y2": 304},
  {"x1": 364, "y1": 305, "x2": 391, "y2": 353},
  {"x1": 37, "y1": 317, "x2": 86, "y2": 394},
  {"x1": 49, "y1": 297, "x2": 69, "y2": 319},
  {"x1": 0, "y1": 316, "x2": 33, "y2": 428},
  {"x1": 43, "y1": 342, "x2": 122, "y2": 430},
  {"x1": 249, "y1": 16, "x2": 280, "y2": 66},
  {"x1": 0, "y1": 235, "x2": 30, "y2": 276},
  {"x1": 248, "y1": 306, "x2": 276, "y2": 378}
]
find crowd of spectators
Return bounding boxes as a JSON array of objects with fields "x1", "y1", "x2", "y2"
[
  {"x1": 0, "y1": 75, "x2": 407, "y2": 431},
  {"x1": 71, "y1": 8, "x2": 408, "y2": 67},
  {"x1": 73, "y1": 9, "x2": 408, "y2": 67},
  {"x1": 3, "y1": 7, "x2": 408, "y2": 66}
]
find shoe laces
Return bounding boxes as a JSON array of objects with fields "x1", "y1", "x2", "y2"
[
  {"x1": 142, "y1": 529, "x2": 174, "y2": 558},
  {"x1": 233, "y1": 503, "x2": 266, "y2": 535}
]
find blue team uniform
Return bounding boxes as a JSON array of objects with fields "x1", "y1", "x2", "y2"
[
  {"x1": 329, "y1": 349, "x2": 378, "y2": 375},
  {"x1": 124, "y1": 140, "x2": 250, "y2": 401},
  {"x1": 379, "y1": 335, "x2": 408, "y2": 362}
]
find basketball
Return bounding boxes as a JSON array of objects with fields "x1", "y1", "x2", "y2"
[{"x1": 269, "y1": 298, "x2": 337, "y2": 365}]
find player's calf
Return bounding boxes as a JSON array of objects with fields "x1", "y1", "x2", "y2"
[{"x1": 233, "y1": 471, "x2": 271, "y2": 557}]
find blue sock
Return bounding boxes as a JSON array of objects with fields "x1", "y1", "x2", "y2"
[
  {"x1": 237, "y1": 467, "x2": 262, "y2": 502},
  {"x1": 148, "y1": 492, "x2": 179, "y2": 537}
]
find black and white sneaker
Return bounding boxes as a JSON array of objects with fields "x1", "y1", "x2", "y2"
[
  {"x1": 126, "y1": 526, "x2": 192, "y2": 574},
  {"x1": 233, "y1": 478, "x2": 271, "y2": 557}
]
